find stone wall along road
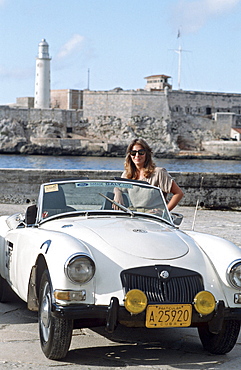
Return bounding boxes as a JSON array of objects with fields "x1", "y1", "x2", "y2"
[{"x1": 0, "y1": 169, "x2": 241, "y2": 210}]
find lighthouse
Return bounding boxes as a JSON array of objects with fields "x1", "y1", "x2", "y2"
[{"x1": 34, "y1": 39, "x2": 51, "y2": 108}]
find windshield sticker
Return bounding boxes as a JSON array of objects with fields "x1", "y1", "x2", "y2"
[
  {"x1": 75, "y1": 182, "x2": 133, "y2": 188},
  {"x1": 44, "y1": 184, "x2": 59, "y2": 193}
]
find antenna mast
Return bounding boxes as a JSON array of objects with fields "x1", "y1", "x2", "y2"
[
  {"x1": 192, "y1": 176, "x2": 204, "y2": 231},
  {"x1": 175, "y1": 29, "x2": 182, "y2": 90},
  {"x1": 87, "y1": 68, "x2": 90, "y2": 90},
  {"x1": 174, "y1": 28, "x2": 191, "y2": 90},
  {"x1": 176, "y1": 45, "x2": 182, "y2": 90}
]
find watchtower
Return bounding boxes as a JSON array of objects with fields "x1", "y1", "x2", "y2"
[{"x1": 144, "y1": 75, "x2": 172, "y2": 91}]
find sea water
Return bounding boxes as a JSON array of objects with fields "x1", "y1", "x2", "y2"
[{"x1": 0, "y1": 154, "x2": 240, "y2": 173}]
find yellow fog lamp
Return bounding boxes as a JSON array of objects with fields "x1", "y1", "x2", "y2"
[
  {"x1": 193, "y1": 291, "x2": 216, "y2": 315},
  {"x1": 124, "y1": 289, "x2": 147, "y2": 314}
]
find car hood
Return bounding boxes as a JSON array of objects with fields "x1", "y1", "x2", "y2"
[{"x1": 48, "y1": 216, "x2": 190, "y2": 260}]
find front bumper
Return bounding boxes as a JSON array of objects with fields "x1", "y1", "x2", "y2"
[{"x1": 51, "y1": 298, "x2": 241, "y2": 334}]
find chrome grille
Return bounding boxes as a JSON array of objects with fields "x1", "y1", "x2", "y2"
[{"x1": 121, "y1": 266, "x2": 204, "y2": 304}]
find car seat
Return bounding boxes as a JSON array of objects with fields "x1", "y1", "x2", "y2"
[{"x1": 42, "y1": 186, "x2": 75, "y2": 217}]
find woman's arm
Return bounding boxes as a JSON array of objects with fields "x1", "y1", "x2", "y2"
[{"x1": 167, "y1": 181, "x2": 184, "y2": 211}]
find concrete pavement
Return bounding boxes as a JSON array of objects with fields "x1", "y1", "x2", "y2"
[
  {"x1": 0, "y1": 204, "x2": 241, "y2": 369},
  {"x1": 178, "y1": 205, "x2": 241, "y2": 247}
]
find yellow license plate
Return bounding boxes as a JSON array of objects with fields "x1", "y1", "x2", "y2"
[{"x1": 146, "y1": 304, "x2": 192, "y2": 328}]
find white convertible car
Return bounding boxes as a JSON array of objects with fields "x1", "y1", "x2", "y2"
[{"x1": 0, "y1": 178, "x2": 241, "y2": 360}]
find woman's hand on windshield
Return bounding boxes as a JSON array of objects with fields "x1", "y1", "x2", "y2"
[{"x1": 113, "y1": 189, "x2": 124, "y2": 210}]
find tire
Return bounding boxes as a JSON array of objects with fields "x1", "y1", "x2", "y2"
[
  {"x1": 38, "y1": 270, "x2": 73, "y2": 360},
  {"x1": 198, "y1": 320, "x2": 240, "y2": 354}
]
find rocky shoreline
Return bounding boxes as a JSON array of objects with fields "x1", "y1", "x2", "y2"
[
  {"x1": 0, "y1": 143, "x2": 240, "y2": 160},
  {"x1": 0, "y1": 113, "x2": 241, "y2": 159}
]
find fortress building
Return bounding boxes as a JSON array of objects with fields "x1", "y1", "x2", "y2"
[
  {"x1": 51, "y1": 89, "x2": 83, "y2": 110},
  {"x1": 1, "y1": 39, "x2": 241, "y2": 158},
  {"x1": 34, "y1": 39, "x2": 51, "y2": 109}
]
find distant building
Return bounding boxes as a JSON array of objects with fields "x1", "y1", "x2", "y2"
[
  {"x1": 144, "y1": 74, "x2": 172, "y2": 91},
  {"x1": 13, "y1": 89, "x2": 83, "y2": 110},
  {"x1": 231, "y1": 128, "x2": 241, "y2": 141},
  {"x1": 15, "y1": 97, "x2": 34, "y2": 108},
  {"x1": 34, "y1": 39, "x2": 51, "y2": 109},
  {"x1": 51, "y1": 89, "x2": 83, "y2": 110}
]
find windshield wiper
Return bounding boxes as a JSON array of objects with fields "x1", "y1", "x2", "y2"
[{"x1": 99, "y1": 193, "x2": 134, "y2": 217}]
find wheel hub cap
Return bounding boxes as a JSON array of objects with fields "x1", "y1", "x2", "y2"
[{"x1": 41, "y1": 295, "x2": 51, "y2": 327}]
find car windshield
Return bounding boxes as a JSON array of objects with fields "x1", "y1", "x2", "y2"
[{"x1": 38, "y1": 179, "x2": 172, "y2": 223}]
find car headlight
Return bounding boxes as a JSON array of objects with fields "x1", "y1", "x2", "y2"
[
  {"x1": 65, "y1": 254, "x2": 95, "y2": 284},
  {"x1": 227, "y1": 261, "x2": 241, "y2": 288}
]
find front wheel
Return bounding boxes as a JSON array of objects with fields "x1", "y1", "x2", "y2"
[
  {"x1": 38, "y1": 270, "x2": 73, "y2": 360},
  {"x1": 198, "y1": 320, "x2": 240, "y2": 354}
]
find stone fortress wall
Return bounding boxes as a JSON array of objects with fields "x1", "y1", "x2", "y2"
[
  {"x1": 0, "y1": 105, "x2": 83, "y2": 125},
  {"x1": 83, "y1": 89, "x2": 241, "y2": 119},
  {"x1": 1, "y1": 88, "x2": 241, "y2": 156},
  {"x1": 81, "y1": 88, "x2": 241, "y2": 156},
  {"x1": 83, "y1": 90, "x2": 170, "y2": 119}
]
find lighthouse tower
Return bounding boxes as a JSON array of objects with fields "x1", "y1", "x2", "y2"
[{"x1": 34, "y1": 39, "x2": 51, "y2": 108}]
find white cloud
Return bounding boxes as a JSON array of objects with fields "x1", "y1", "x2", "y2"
[
  {"x1": 174, "y1": 0, "x2": 241, "y2": 33},
  {"x1": 56, "y1": 34, "x2": 85, "y2": 59},
  {"x1": 0, "y1": 65, "x2": 33, "y2": 80},
  {"x1": 207, "y1": 0, "x2": 240, "y2": 13}
]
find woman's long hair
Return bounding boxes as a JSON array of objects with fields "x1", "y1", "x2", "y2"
[{"x1": 124, "y1": 138, "x2": 156, "y2": 179}]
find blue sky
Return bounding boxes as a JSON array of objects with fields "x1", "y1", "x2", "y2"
[{"x1": 1, "y1": 0, "x2": 241, "y2": 104}]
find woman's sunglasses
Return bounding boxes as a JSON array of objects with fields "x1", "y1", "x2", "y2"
[{"x1": 130, "y1": 149, "x2": 146, "y2": 156}]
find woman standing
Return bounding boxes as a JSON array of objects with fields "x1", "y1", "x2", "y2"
[{"x1": 121, "y1": 138, "x2": 184, "y2": 211}]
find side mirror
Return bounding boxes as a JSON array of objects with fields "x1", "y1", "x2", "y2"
[
  {"x1": 26, "y1": 205, "x2": 37, "y2": 225},
  {"x1": 171, "y1": 212, "x2": 183, "y2": 226}
]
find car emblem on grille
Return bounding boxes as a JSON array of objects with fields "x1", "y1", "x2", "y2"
[
  {"x1": 160, "y1": 270, "x2": 169, "y2": 279},
  {"x1": 133, "y1": 229, "x2": 147, "y2": 233}
]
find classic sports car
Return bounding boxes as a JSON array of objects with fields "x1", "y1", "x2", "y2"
[{"x1": 0, "y1": 178, "x2": 241, "y2": 360}]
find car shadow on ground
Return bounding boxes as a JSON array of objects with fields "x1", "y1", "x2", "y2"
[
  {"x1": 63, "y1": 325, "x2": 228, "y2": 369},
  {"x1": 0, "y1": 300, "x2": 235, "y2": 369},
  {"x1": 0, "y1": 293, "x2": 37, "y2": 325}
]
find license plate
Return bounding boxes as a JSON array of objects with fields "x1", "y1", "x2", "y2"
[{"x1": 145, "y1": 304, "x2": 192, "y2": 328}]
